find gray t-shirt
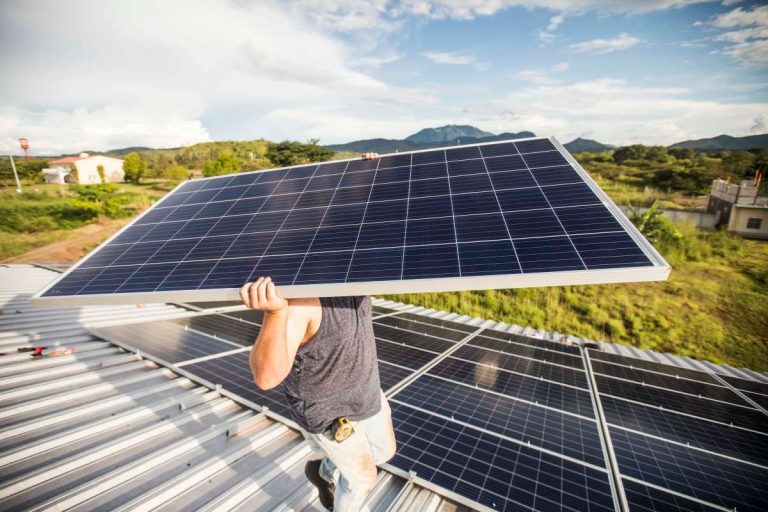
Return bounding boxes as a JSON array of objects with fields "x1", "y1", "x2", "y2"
[{"x1": 281, "y1": 296, "x2": 381, "y2": 433}]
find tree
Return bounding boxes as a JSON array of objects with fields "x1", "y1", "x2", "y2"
[
  {"x1": 722, "y1": 151, "x2": 756, "y2": 179},
  {"x1": 266, "y1": 140, "x2": 334, "y2": 167},
  {"x1": 96, "y1": 164, "x2": 106, "y2": 184},
  {"x1": 202, "y1": 151, "x2": 242, "y2": 177},
  {"x1": 613, "y1": 145, "x2": 648, "y2": 164},
  {"x1": 163, "y1": 164, "x2": 189, "y2": 183},
  {"x1": 123, "y1": 152, "x2": 146, "y2": 183}
]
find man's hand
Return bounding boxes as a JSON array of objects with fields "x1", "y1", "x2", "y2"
[
  {"x1": 240, "y1": 277, "x2": 288, "y2": 313},
  {"x1": 361, "y1": 152, "x2": 379, "y2": 160}
]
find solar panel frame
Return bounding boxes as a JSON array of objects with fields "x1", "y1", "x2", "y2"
[{"x1": 32, "y1": 136, "x2": 670, "y2": 307}]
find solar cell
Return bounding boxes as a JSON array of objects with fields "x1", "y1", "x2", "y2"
[{"x1": 33, "y1": 137, "x2": 669, "y2": 307}]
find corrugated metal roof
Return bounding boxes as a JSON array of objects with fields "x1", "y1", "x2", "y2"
[{"x1": 0, "y1": 264, "x2": 464, "y2": 512}]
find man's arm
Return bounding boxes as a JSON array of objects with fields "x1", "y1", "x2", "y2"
[{"x1": 240, "y1": 277, "x2": 321, "y2": 390}]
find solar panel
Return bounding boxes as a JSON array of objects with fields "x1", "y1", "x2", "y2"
[
  {"x1": 32, "y1": 137, "x2": 669, "y2": 307},
  {"x1": 91, "y1": 320, "x2": 240, "y2": 364},
  {"x1": 587, "y1": 348, "x2": 768, "y2": 512}
]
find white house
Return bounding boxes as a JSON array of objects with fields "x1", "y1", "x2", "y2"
[{"x1": 44, "y1": 153, "x2": 125, "y2": 184}]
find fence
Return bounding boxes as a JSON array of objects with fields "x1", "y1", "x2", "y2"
[{"x1": 617, "y1": 205, "x2": 719, "y2": 229}]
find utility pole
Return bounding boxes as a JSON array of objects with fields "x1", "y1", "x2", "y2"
[{"x1": 8, "y1": 155, "x2": 22, "y2": 193}]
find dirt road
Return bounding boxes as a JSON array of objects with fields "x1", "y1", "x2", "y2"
[{"x1": 3, "y1": 219, "x2": 129, "y2": 264}]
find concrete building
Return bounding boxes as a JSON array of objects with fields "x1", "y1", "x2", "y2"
[
  {"x1": 44, "y1": 153, "x2": 125, "y2": 184},
  {"x1": 707, "y1": 178, "x2": 768, "y2": 239}
]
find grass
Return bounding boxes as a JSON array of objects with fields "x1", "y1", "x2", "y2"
[
  {"x1": 0, "y1": 182, "x2": 164, "y2": 260},
  {"x1": 385, "y1": 226, "x2": 768, "y2": 371}
]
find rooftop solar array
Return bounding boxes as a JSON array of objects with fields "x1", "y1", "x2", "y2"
[
  {"x1": 93, "y1": 302, "x2": 768, "y2": 512},
  {"x1": 33, "y1": 137, "x2": 669, "y2": 307}
]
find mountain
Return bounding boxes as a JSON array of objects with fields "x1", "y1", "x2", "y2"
[
  {"x1": 405, "y1": 125, "x2": 495, "y2": 144},
  {"x1": 669, "y1": 134, "x2": 768, "y2": 150},
  {"x1": 326, "y1": 129, "x2": 536, "y2": 153},
  {"x1": 564, "y1": 138, "x2": 615, "y2": 153}
]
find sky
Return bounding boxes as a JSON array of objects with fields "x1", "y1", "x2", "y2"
[{"x1": 0, "y1": 0, "x2": 767, "y2": 155}]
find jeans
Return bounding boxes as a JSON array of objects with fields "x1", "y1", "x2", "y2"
[{"x1": 302, "y1": 390, "x2": 397, "y2": 511}]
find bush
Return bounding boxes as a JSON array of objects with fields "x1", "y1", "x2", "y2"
[
  {"x1": 203, "y1": 152, "x2": 241, "y2": 177},
  {"x1": 164, "y1": 164, "x2": 189, "y2": 183},
  {"x1": 123, "y1": 152, "x2": 146, "y2": 183}
]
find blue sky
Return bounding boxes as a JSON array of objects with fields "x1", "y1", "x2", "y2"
[{"x1": 1, "y1": 0, "x2": 766, "y2": 154}]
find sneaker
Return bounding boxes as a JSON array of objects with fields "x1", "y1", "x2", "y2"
[{"x1": 304, "y1": 459, "x2": 334, "y2": 511}]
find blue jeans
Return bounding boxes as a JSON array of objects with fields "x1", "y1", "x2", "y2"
[{"x1": 303, "y1": 391, "x2": 397, "y2": 511}]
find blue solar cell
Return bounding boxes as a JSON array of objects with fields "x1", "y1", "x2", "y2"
[
  {"x1": 515, "y1": 236, "x2": 585, "y2": 272},
  {"x1": 450, "y1": 174, "x2": 493, "y2": 193},
  {"x1": 379, "y1": 153, "x2": 411, "y2": 168},
  {"x1": 374, "y1": 166, "x2": 410, "y2": 184},
  {"x1": 458, "y1": 240, "x2": 521, "y2": 276},
  {"x1": 544, "y1": 183, "x2": 600, "y2": 207},
  {"x1": 357, "y1": 220, "x2": 406, "y2": 249},
  {"x1": 411, "y1": 150, "x2": 445, "y2": 165},
  {"x1": 483, "y1": 154, "x2": 526, "y2": 172},
  {"x1": 488, "y1": 169, "x2": 536, "y2": 189},
  {"x1": 572, "y1": 232, "x2": 654, "y2": 269},
  {"x1": 411, "y1": 161, "x2": 447, "y2": 179},
  {"x1": 40, "y1": 138, "x2": 661, "y2": 301},
  {"x1": 339, "y1": 170, "x2": 375, "y2": 188},
  {"x1": 409, "y1": 177, "x2": 449, "y2": 197},
  {"x1": 504, "y1": 209, "x2": 564, "y2": 238},
  {"x1": 446, "y1": 158, "x2": 486, "y2": 176},
  {"x1": 322, "y1": 203, "x2": 366, "y2": 227},
  {"x1": 478, "y1": 142, "x2": 519, "y2": 157},
  {"x1": 445, "y1": 145, "x2": 482, "y2": 161},
  {"x1": 496, "y1": 187, "x2": 550, "y2": 212},
  {"x1": 515, "y1": 138, "x2": 557, "y2": 153},
  {"x1": 294, "y1": 250, "x2": 353, "y2": 284},
  {"x1": 454, "y1": 213, "x2": 509, "y2": 242},
  {"x1": 363, "y1": 199, "x2": 408, "y2": 222},
  {"x1": 408, "y1": 195, "x2": 452, "y2": 219},
  {"x1": 403, "y1": 244, "x2": 459, "y2": 278},
  {"x1": 406, "y1": 217, "x2": 456, "y2": 245},
  {"x1": 347, "y1": 248, "x2": 402, "y2": 281}
]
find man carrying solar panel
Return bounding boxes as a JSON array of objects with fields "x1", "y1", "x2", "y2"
[{"x1": 239, "y1": 153, "x2": 395, "y2": 512}]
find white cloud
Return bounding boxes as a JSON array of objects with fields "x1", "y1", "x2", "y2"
[
  {"x1": 568, "y1": 33, "x2": 643, "y2": 54},
  {"x1": 422, "y1": 51, "x2": 491, "y2": 70},
  {"x1": 516, "y1": 62, "x2": 570, "y2": 84},
  {"x1": 750, "y1": 113, "x2": 768, "y2": 134},
  {"x1": 708, "y1": 5, "x2": 768, "y2": 65},
  {"x1": 422, "y1": 51, "x2": 477, "y2": 64},
  {"x1": 538, "y1": 14, "x2": 564, "y2": 43},
  {"x1": 468, "y1": 77, "x2": 767, "y2": 145},
  {"x1": 0, "y1": 0, "x2": 435, "y2": 153}
]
